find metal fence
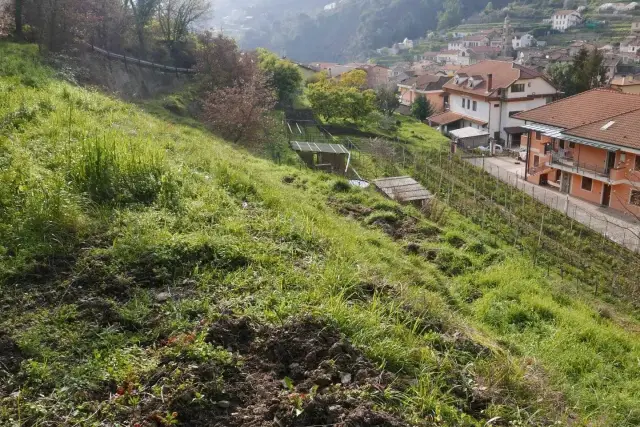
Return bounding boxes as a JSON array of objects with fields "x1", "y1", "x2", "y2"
[{"x1": 464, "y1": 156, "x2": 640, "y2": 253}]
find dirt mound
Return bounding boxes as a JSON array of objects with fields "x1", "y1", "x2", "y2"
[
  {"x1": 0, "y1": 331, "x2": 23, "y2": 375},
  {"x1": 0, "y1": 331, "x2": 24, "y2": 395},
  {"x1": 165, "y1": 316, "x2": 411, "y2": 426}
]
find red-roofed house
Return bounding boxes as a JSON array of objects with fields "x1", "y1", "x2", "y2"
[
  {"x1": 427, "y1": 60, "x2": 559, "y2": 145},
  {"x1": 515, "y1": 89, "x2": 640, "y2": 215},
  {"x1": 397, "y1": 74, "x2": 450, "y2": 111}
]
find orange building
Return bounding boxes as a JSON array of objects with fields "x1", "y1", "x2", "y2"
[
  {"x1": 516, "y1": 89, "x2": 640, "y2": 216},
  {"x1": 397, "y1": 74, "x2": 450, "y2": 113}
]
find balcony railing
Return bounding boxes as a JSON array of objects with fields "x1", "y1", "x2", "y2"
[{"x1": 549, "y1": 153, "x2": 610, "y2": 178}]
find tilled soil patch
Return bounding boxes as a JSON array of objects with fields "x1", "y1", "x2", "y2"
[{"x1": 170, "y1": 316, "x2": 413, "y2": 426}]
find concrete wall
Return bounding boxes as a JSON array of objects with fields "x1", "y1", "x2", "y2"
[
  {"x1": 610, "y1": 183, "x2": 640, "y2": 217},
  {"x1": 570, "y1": 174, "x2": 604, "y2": 204},
  {"x1": 399, "y1": 88, "x2": 445, "y2": 112}
]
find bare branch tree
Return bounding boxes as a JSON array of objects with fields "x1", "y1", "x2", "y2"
[
  {"x1": 157, "y1": 0, "x2": 210, "y2": 45},
  {"x1": 126, "y1": 0, "x2": 160, "y2": 53},
  {"x1": 201, "y1": 71, "x2": 276, "y2": 145}
]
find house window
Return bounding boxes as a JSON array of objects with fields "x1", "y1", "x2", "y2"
[
  {"x1": 533, "y1": 155, "x2": 540, "y2": 167},
  {"x1": 509, "y1": 111, "x2": 522, "y2": 117},
  {"x1": 535, "y1": 131, "x2": 542, "y2": 140},
  {"x1": 511, "y1": 83, "x2": 525, "y2": 93},
  {"x1": 581, "y1": 177, "x2": 593, "y2": 191},
  {"x1": 635, "y1": 155, "x2": 640, "y2": 171},
  {"x1": 559, "y1": 140, "x2": 565, "y2": 149},
  {"x1": 569, "y1": 142, "x2": 575, "y2": 148},
  {"x1": 461, "y1": 98, "x2": 465, "y2": 108},
  {"x1": 472, "y1": 101, "x2": 477, "y2": 111},
  {"x1": 631, "y1": 190, "x2": 640, "y2": 206}
]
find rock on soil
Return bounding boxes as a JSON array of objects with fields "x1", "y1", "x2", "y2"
[
  {"x1": 164, "y1": 316, "x2": 412, "y2": 426},
  {"x1": 0, "y1": 331, "x2": 24, "y2": 395}
]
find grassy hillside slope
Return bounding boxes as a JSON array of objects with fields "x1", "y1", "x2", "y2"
[{"x1": 1, "y1": 42, "x2": 640, "y2": 426}]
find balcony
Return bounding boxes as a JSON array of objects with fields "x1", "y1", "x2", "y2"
[{"x1": 547, "y1": 153, "x2": 611, "y2": 181}]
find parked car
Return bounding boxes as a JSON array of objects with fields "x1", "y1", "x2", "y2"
[
  {"x1": 478, "y1": 144, "x2": 503, "y2": 154},
  {"x1": 518, "y1": 148, "x2": 527, "y2": 161}
]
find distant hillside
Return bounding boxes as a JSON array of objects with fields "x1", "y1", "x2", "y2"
[{"x1": 239, "y1": 0, "x2": 512, "y2": 62}]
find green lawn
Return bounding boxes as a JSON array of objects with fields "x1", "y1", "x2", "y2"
[{"x1": 2, "y1": 41, "x2": 640, "y2": 426}]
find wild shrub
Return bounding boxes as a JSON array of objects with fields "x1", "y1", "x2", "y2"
[
  {"x1": 434, "y1": 248, "x2": 473, "y2": 276},
  {"x1": 331, "y1": 179, "x2": 351, "y2": 193}
]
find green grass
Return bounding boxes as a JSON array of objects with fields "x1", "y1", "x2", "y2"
[{"x1": 2, "y1": 41, "x2": 640, "y2": 426}]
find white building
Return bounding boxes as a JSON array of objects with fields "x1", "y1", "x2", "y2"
[
  {"x1": 621, "y1": 36, "x2": 640, "y2": 54},
  {"x1": 398, "y1": 38, "x2": 414, "y2": 50},
  {"x1": 552, "y1": 10, "x2": 582, "y2": 32},
  {"x1": 426, "y1": 61, "x2": 559, "y2": 146},
  {"x1": 633, "y1": 21, "x2": 640, "y2": 33},
  {"x1": 512, "y1": 33, "x2": 536, "y2": 50}
]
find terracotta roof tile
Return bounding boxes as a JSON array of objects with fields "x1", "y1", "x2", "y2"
[
  {"x1": 443, "y1": 60, "x2": 546, "y2": 96},
  {"x1": 564, "y1": 109, "x2": 640, "y2": 150},
  {"x1": 427, "y1": 111, "x2": 487, "y2": 126},
  {"x1": 515, "y1": 89, "x2": 640, "y2": 129},
  {"x1": 554, "y1": 9, "x2": 579, "y2": 15},
  {"x1": 399, "y1": 74, "x2": 449, "y2": 91}
]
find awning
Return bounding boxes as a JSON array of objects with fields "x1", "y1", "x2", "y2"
[
  {"x1": 450, "y1": 127, "x2": 489, "y2": 139},
  {"x1": 504, "y1": 126, "x2": 528, "y2": 134},
  {"x1": 290, "y1": 141, "x2": 349, "y2": 154},
  {"x1": 427, "y1": 111, "x2": 487, "y2": 126},
  {"x1": 521, "y1": 123, "x2": 640, "y2": 155}
]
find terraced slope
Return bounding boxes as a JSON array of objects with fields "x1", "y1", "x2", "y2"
[{"x1": 1, "y1": 42, "x2": 640, "y2": 426}]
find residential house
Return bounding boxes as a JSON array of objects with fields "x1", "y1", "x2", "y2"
[
  {"x1": 398, "y1": 38, "x2": 414, "y2": 50},
  {"x1": 397, "y1": 74, "x2": 450, "y2": 112},
  {"x1": 633, "y1": 21, "x2": 640, "y2": 33},
  {"x1": 552, "y1": 10, "x2": 582, "y2": 32},
  {"x1": 462, "y1": 35, "x2": 491, "y2": 48},
  {"x1": 422, "y1": 52, "x2": 439, "y2": 61},
  {"x1": 490, "y1": 36, "x2": 504, "y2": 48},
  {"x1": 309, "y1": 63, "x2": 355, "y2": 78},
  {"x1": 603, "y1": 54, "x2": 622, "y2": 80},
  {"x1": 620, "y1": 36, "x2": 640, "y2": 55},
  {"x1": 610, "y1": 75, "x2": 640, "y2": 94},
  {"x1": 436, "y1": 50, "x2": 461, "y2": 64},
  {"x1": 448, "y1": 40, "x2": 464, "y2": 50},
  {"x1": 568, "y1": 41, "x2": 597, "y2": 56},
  {"x1": 468, "y1": 46, "x2": 502, "y2": 62},
  {"x1": 515, "y1": 89, "x2": 640, "y2": 216},
  {"x1": 389, "y1": 64, "x2": 414, "y2": 84},
  {"x1": 357, "y1": 64, "x2": 391, "y2": 88},
  {"x1": 512, "y1": 33, "x2": 536, "y2": 50},
  {"x1": 427, "y1": 61, "x2": 559, "y2": 146}
]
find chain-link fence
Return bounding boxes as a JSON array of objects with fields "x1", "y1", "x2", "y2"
[{"x1": 464, "y1": 157, "x2": 640, "y2": 253}]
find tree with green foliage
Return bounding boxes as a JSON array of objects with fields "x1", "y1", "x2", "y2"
[
  {"x1": 548, "y1": 47, "x2": 607, "y2": 97},
  {"x1": 437, "y1": 0, "x2": 462, "y2": 30},
  {"x1": 338, "y1": 69, "x2": 368, "y2": 89},
  {"x1": 257, "y1": 48, "x2": 303, "y2": 105},
  {"x1": 375, "y1": 86, "x2": 400, "y2": 116},
  {"x1": 306, "y1": 75, "x2": 376, "y2": 123},
  {"x1": 411, "y1": 95, "x2": 433, "y2": 121},
  {"x1": 483, "y1": 1, "x2": 493, "y2": 13}
]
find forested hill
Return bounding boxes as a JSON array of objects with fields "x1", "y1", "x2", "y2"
[{"x1": 240, "y1": 0, "x2": 510, "y2": 62}]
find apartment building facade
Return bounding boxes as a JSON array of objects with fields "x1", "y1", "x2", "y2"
[
  {"x1": 427, "y1": 61, "x2": 558, "y2": 145},
  {"x1": 516, "y1": 89, "x2": 640, "y2": 216}
]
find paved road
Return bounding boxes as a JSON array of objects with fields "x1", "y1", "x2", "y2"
[{"x1": 465, "y1": 155, "x2": 640, "y2": 252}]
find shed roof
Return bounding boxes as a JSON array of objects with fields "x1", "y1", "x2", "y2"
[
  {"x1": 290, "y1": 141, "x2": 349, "y2": 154},
  {"x1": 373, "y1": 176, "x2": 432, "y2": 202},
  {"x1": 450, "y1": 127, "x2": 490, "y2": 138}
]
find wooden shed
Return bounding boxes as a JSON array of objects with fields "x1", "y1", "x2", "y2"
[
  {"x1": 290, "y1": 141, "x2": 350, "y2": 174},
  {"x1": 373, "y1": 176, "x2": 432, "y2": 207}
]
